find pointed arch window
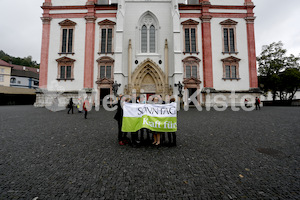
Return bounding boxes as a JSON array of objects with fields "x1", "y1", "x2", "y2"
[
  {"x1": 140, "y1": 13, "x2": 157, "y2": 53},
  {"x1": 141, "y1": 25, "x2": 148, "y2": 53},
  {"x1": 149, "y1": 25, "x2": 155, "y2": 53}
]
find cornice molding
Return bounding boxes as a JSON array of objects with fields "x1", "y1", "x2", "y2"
[
  {"x1": 220, "y1": 19, "x2": 238, "y2": 26},
  {"x1": 221, "y1": 56, "x2": 241, "y2": 63},
  {"x1": 96, "y1": 56, "x2": 114, "y2": 64},
  {"x1": 181, "y1": 19, "x2": 199, "y2": 25},
  {"x1": 59, "y1": 19, "x2": 77, "y2": 26},
  {"x1": 245, "y1": 16, "x2": 256, "y2": 24},
  {"x1": 41, "y1": 17, "x2": 52, "y2": 24},
  {"x1": 98, "y1": 19, "x2": 116, "y2": 26},
  {"x1": 85, "y1": 15, "x2": 97, "y2": 23},
  {"x1": 56, "y1": 56, "x2": 76, "y2": 63},
  {"x1": 200, "y1": 15, "x2": 212, "y2": 23}
]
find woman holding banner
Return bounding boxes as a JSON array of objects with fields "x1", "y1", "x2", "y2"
[{"x1": 152, "y1": 96, "x2": 161, "y2": 146}]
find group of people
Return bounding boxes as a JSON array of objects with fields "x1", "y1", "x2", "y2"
[
  {"x1": 114, "y1": 95, "x2": 177, "y2": 147},
  {"x1": 244, "y1": 97, "x2": 261, "y2": 110},
  {"x1": 67, "y1": 97, "x2": 89, "y2": 119}
]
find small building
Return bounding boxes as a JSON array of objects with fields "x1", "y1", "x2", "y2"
[
  {"x1": 10, "y1": 65, "x2": 39, "y2": 89},
  {"x1": 0, "y1": 60, "x2": 39, "y2": 105},
  {"x1": 0, "y1": 59, "x2": 12, "y2": 87}
]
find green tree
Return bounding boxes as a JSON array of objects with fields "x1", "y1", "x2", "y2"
[
  {"x1": 0, "y1": 50, "x2": 39, "y2": 68},
  {"x1": 257, "y1": 41, "x2": 300, "y2": 102},
  {"x1": 279, "y1": 68, "x2": 300, "y2": 102}
]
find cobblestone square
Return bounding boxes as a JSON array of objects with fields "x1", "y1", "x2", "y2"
[{"x1": 0, "y1": 106, "x2": 299, "y2": 199}]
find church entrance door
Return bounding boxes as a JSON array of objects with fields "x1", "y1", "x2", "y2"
[{"x1": 100, "y1": 88, "x2": 110, "y2": 105}]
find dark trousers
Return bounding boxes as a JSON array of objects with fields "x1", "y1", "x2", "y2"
[
  {"x1": 255, "y1": 103, "x2": 260, "y2": 110},
  {"x1": 84, "y1": 110, "x2": 87, "y2": 118},
  {"x1": 68, "y1": 106, "x2": 73, "y2": 114},
  {"x1": 168, "y1": 132, "x2": 177, "y2": 146},
  {"x1": 118, "y1": 121, "x2": 127, "y2": 141}
]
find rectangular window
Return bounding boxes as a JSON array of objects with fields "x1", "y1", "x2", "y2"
[
  {"x1": 100, "y1": 66, "x2": 105, "y2": 79},
  {"x1": 229, "y1": 28, "x2": 235, "y2": 52},
  {"x1": 231, "y1": 65, "x2": 236, "y2": 78},
  {"x1": 107, "y1": 29, "x2": 112, "y2": 53},
  {"x1": 225, "y1": 65, "x2": 230, "y2": 78},
  {"x1": 101, "y1": 29, "x2": 107, "y2": 53},
  {"x1": 0, "y1": 75, "x2": 4, "y2": 82},
  {"x1": 223, "y1": 28, "x2": 235, "y2": 53},
  {"x1": 185, "y1": 29, "x2": 190, "y2": 52},
  {"x1": 62, "y1": 29, "x2": 68, "y2": 53},
  {"x1": 60, "y1": 66, "x2": 66, "y2": 79},
  {"x1": 192, "y1": 66, "x2": 197, "y2": 78},
  {"x1": 186, "y1": 66, "x2": 191, "y2": 78},
  {"x1": 66, "y1": 66, "x2": 72, "y2": 79},
  {"x1": 68, "y1": 29, "x2": 73, "y2": 53},
  {"x1": 224, "y1": 28, "x2": 229, "y2": 52},
  {"x1": 106, "y1": 66, "x2": 111, "y2": 79},
  {"x1": 191, "y1": 28, "x2": 196, "y2": 52},
  {"x1": 61, "y1": 29, "x2": 73, "y2": 53},
  {"x1": 0, "y1": 68, "x2": 4, "y2": 73}
]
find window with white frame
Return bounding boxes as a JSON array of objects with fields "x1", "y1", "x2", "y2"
[
  {"x1": 181, "y1": 19, "x2": 199, "y2": 54},
  {"x1": 220, "y1": 19, "x2": 238, "y2": 54},
  {"x1": 0, "y1": 75, "x2": 3, "y2": 82},
  {"x1": 98, "y1": 19, "x2": 116, "y2": 54},
  {"x1": 59, "y1": 19, "x2": 77, "y2": 55},
  {"x1": 56, "y1": 57, "x2": 75, "y2": 81},
  {"x1": 140, "y1": 14, "x2": 157, "y2": 53},
  {"x1": 182, "y1": 56, "x2": 201, "y2": 79},
  {"x1": 97, "y1": 56, "x2": 114, "y2": 80},
  {"x1": 221, "y1": 56, "x2": 241, "y2": 80}
]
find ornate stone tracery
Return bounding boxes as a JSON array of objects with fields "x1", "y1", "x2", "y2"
[{"x1": 130, "y1": 58, "x2": 170, "y2": 96}]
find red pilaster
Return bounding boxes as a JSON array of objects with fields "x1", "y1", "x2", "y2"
[
  {"x1": 201, "y1": 3, "x2": 213, "y2": 88},
  {"x1": 43, "y1": 0, "x2": 52, "y2": 6},
  {"x1": 245, "y1": 1, "x2": 257, "y2": 88},
  {"x1": 39, "y1": 3, "x2": 52, "y2": 88},
  {"x1": 246, "y1": 16, "x2": 258, "y2": 88},
  {"x1": 83, "y1": 5, "x2": 96, "y2": 89}
]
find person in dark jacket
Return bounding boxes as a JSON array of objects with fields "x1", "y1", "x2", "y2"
[
  {"x1": 114, "y1": 95, "x2": 128, "y2": 145},
  {"x1": 67, "y1": 98, "x2": 74, "y2": 114},
  {"x1": 168, "y1": 97, "x2": 177, "y2": 146},
  {"x1": 255, "y1": 97, "x2": 261, "y2": 110}
]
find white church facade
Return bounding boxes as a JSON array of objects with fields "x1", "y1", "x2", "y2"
[{"x1": 36, "y1": 0, "x2": 260, "y2": 107}]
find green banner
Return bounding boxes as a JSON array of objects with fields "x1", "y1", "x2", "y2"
[{"x1": 121, "y1": 102, "x2": 177, "y2": 132}]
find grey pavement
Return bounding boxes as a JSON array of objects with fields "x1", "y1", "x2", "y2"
[{"x1": 0, "y1": 105, "x2": 299, "y2": 199}]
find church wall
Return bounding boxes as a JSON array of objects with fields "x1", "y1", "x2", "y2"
[
  {"x1": 48, "y1": 18, "x2": 86, "y2": 91},
  {"x1": 52, "y1": 0, "x2": 86, "y2": 6},
  {"x1": 209, "y1": 0, "x2": 245, "y2": 6},
  {"x1": 123, "y1": 2, "x2": 173, "y2": 77},
  {"x1": 211, "y1": 17, "x2": 250, "y2": 91}
]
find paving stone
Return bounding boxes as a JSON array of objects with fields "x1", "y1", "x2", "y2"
[{"x1": 0, "y1": 106, "x2": 299, "y2": 199}]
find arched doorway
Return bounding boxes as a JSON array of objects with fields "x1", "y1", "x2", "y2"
[{"x1": 130, "y1": 58, "x2": 169, "y2": 99}]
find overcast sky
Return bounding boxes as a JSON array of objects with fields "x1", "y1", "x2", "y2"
[{"x1": 0, "y1": 0, "x2": 299, "y2": 63}]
